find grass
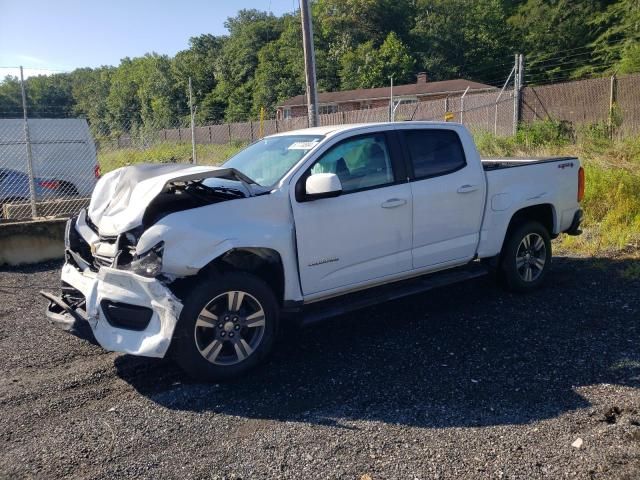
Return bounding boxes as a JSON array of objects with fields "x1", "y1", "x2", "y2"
[
  {"x1": 97, "y1": 121, "x2": 640, "y2": 257},
  {"x1": 98, "y1": 141, "x2": 245, "y2": 173},
  {"x1": 475, "y1": 121, "x2": 640, "y2": 256}
]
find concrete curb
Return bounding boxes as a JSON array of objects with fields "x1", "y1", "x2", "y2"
[{"x1": 0, "y1": 219, "x2": 67, "y2": 266}]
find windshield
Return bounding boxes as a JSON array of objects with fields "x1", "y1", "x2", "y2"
[{"x1": 223, "y1": 134, "x2": 324, "y2": 187}]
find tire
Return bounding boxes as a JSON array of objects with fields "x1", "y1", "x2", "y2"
[
  {"x1": 172, "y1": 271, "x2": 279, "y2": 381},
  {"x1": 500, "y1": 220, "x2": 551, "y2": 293}
]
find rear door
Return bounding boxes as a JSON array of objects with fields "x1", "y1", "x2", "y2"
[
  {"x1": 398, "y1": 127, "x2": 485, "y2": 269},
  {"x1": 291, "y1": 131, "x2": 413, "y2": 296}
]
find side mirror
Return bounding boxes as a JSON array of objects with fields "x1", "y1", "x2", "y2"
[{"x1": 305, "y1": 173, "x2": 342, "y2": 200}]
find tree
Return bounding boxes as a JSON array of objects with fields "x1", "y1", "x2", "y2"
[
  {"x1": 72, "y1": 67, "x2": 114, "y2": 135},
  {"x1": 0, "y1": 1, "x2": 635, "y2": 124},
  {"x1": 172, "y1": 34, "x2": 224, "y2": 123},
  {"x1": 252, "y1": 15, "x2": 305, "y2": 116},
  {"x1": 509, "y1": 0, "x2": 607, "y2": 83},
  {"x1": 340, "y1": 32, "x2": 415, "y2": 89},
  {"x1": 24, "y1": 73, "x2": 75, "y2": 118},
  {"x1": 591, "y1": 0, "x2": 640, "y2": 74},
  {"x1": 411, "y1": 0, "x2": 513, "y2": 82},
  {"x1": 212, "y1": 9, "x2": 284, "y2": 120},
  {"x1": 0, "y1": 76, "x2": 23, "y2": 118}
]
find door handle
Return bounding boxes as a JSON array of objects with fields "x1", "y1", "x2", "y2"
[
  {"x1": 381, "y1": 198, "x2": 407, "y2": 209},
  {"x1": 457, "y1": 184, "x2": 479, "y2": 194}
]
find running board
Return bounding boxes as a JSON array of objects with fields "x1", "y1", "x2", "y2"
[{"x1": 298, "y1": 262, "x2": 489, "y2": 326}]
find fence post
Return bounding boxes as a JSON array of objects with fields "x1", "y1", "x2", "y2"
[
  {"x1": 228, "y1": 123, "x2": 232, "y2": 145},
  {"x1": 609, "y1": 74, "x2": 618, "y2": 138},
  {"x1": 460, "y1": 86, "x2": 470, "y2": 125},
  {"x1": 208, "y1": 125, "x2": 212, "y2": 144},
  {"x1": 250, "y1": 120, "x2": 254, "y2": 142},
  {"x1": 513, "y1": 53, "x2": 524, "y2": 135},
  {"x1": 19, "y1": 66, "x2": 38, "y2": 218}
]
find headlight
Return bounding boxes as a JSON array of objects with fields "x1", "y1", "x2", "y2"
[{"x1": 130, "y1": 242, "x2": 164, "y2": 277}]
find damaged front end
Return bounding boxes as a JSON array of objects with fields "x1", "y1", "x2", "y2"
[
  {"x1": 41, "y1": 211, "x2": 184, "y2": 357},
  {"x1": 41, "y1": 164, "x2": 255, "y2": 358}
]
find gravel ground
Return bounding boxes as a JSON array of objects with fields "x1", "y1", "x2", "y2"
[{"x1": 1, "y1": 254, "x2": 639, "y2": 479}]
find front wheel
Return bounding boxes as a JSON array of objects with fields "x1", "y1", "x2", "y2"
[
  {"x1": 172, "y1": 271, "x2": 279, "y2": 381},
  {"x1": 500, "y1": 220, "x2": 551, "y2": 292}
]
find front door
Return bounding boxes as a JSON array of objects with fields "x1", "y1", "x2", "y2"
[{"x1": 291, "y1": 132, "x2": 413, "y2": 296}]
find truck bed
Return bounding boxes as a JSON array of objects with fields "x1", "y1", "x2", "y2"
[{"x1": 481, "y1": 156, "x2": 577, "y2": 171}]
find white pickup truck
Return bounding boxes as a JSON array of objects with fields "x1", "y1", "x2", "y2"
[{"x1": 42, "y1": 122, "x2": 584, "y2": 380}]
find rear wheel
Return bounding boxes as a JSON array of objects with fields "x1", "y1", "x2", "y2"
[
  {"x1": 173, "y1": 271, "x2": 279, "y2": 381},
  {"x1": 500, "y1": 220, "x2": 551, "y2": 292}
]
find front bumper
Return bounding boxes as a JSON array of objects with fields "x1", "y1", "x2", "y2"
[{"x1": 42, "y1": 262, "x2": 183, "y2": 358}]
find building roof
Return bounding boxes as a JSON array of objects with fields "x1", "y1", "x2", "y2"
[{"x1": 279, "y1": 78, "x2": 494, "y2": 108}]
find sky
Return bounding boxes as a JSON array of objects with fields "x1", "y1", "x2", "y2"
[{"x1": 0, "y1": 0, "x2": 296, "y2": 79}]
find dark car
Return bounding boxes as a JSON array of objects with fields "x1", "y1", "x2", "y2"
[{"x1": 0, "y1": 168, "x2": 79, "y2": 217}]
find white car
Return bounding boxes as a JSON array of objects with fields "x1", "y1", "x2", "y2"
[{"x1": 42, "y1": 122, "x2": 584, "y2": 381}]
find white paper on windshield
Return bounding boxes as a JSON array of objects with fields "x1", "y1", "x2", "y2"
[{"x1": 288, "y1": 141, "x2": 320, "y2": 150}]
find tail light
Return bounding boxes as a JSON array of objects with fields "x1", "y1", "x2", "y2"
[
  {"x1": 94, "y1": 164, "x2": 101, "y2": 179},
  {"x1": 39, "y1": 180, "x2": 60, "y2": 190},
  {"x1": 577, "y1": 166, "x2": 585, "y2": 202}
]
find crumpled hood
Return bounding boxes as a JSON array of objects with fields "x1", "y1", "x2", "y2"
[{"x1": 87, "y1": 163, "x2": 250, "y2": 236}]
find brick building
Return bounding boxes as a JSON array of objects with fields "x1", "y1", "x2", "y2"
[{"x1": 276, "y1": 73, "x2": 494, "y2": 119}]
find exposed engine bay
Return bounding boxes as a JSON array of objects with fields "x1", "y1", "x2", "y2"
[
  {"x1": 142, "y1": 180, "x2": 245, "y2": 228},
  {"x1": 66, "y1": 163, "x2": 259, "y2": 274}
]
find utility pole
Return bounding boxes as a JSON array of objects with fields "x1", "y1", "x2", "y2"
[
  {"x1": 299, "y1": 0, "x2": 319, "y2": 127},
  {"x1": 20, "y1": 66, "x2": 37, "y2": 218},
  {"x1": 188, "y1": 76, "x2": 197, "y2": 164}
]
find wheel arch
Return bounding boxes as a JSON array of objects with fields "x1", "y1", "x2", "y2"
[
  {"x1": 198, "y1": 247, "x2": 286, "y2": 306},
  {"x1": 501, "y1": 203, "x2": 556, "y2": 253}
]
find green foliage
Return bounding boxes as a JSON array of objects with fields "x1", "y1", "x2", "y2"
[
  {"x1": 340, "y1": 32, "x2": 415, "y2": 89},
  {"x1": 0, "y1": 0, "x2": 636, "y2": 128},
  {"x1": 98, "y1": 142, "x2": 244, "y2": 173},
  {"x1": 591, "y1": 0, "x2": 640, "y2": 75},
  {"x1": 411, "y1": 0, "x2": 513, "y2": 81},
  {"x1": 252, "y1": 15, "x2": 305, "y2": 117},
  {"x1": 474, "y1": 120, "x2": 573, "y2": 154},
  {"x1": 510, "y1": 0, "x2": 605, "y2": 82}
]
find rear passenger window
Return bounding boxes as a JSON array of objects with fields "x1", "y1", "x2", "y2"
[{"x1": 404, "y1": 129, "x2": 466, "y2": 179}]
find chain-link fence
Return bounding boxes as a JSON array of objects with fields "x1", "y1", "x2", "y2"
[
  {"x1": 2, "y1": 71, "x2": 639, "y2": 222},
  {"x1": 521, "y1": 73, "x2": 640, "y2": 136},
  {"x1": 0, "y1": 118, "x2": 98, "y2": 220}
]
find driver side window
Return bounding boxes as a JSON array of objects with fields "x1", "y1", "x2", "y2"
[{"x1": 310, "y1": 134, "x2": 394, "y2": 193}]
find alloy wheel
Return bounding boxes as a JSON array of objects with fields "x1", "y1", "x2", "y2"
[
  {"x1": 193, "y1": 290, "x2": 266, "y2": 366},
  {"x1": 515, "y1": 233, "x2": 547, "y2": 282}
]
